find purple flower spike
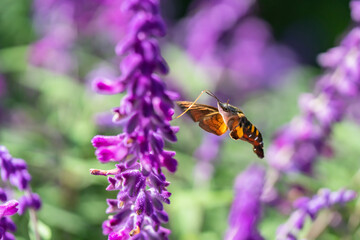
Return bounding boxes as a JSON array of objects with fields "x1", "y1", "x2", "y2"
[
  {"x1": 225, "y1": 164, "x2": 265, "y2": 240},
  {"x1": 0, "y1": 146, "x2": 41, "y2": 238},
  {"x1": 277, "y1": 188, "x2": 357, "y2": 240},
  {"x1": 90, "y1": 0, "x2": 177, "y2": 239},
  {"x1": 268, "y1": 1, "x2": 360, "y2": 174}
]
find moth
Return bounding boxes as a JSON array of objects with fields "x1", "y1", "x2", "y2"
[{"x1": 176, "y1": 90, "x2": 264, "y2": 158}]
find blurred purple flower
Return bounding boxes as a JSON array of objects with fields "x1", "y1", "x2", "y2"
[
  {"x1": 0, "y1": 146, "x2": 41, "y2": 213},
  {"x1": 225, "y1": 164, "x2": 265, "y2": 240},
  {"x1": 277, "y1": 188, "x2": 357, "y2": 240},
  {"x1": 351, "y1": 0, "x2": 360, "y2": 22},
  {"x1": 268, "y1": 2, "x2": 360, "y2": 174},
  {"x1": 0, "y1": 146, "x2": 41, "y2": 239},
  {"x1": 267, "y1": 117, "x2": 325, "y2": 173},
  {"x1": 30, "y1": 0, "x2": 129, "y2": 73},
  {"x1": 90, "y1": 0, "x2": 178, "y2": 239},
  {"x1": 184, "y1": 0, "x2": 254, "y2": 61},
  {"x1": 87, "y1": 0, "x2": 130, "y2": 42},
  {"x1": 193, "y1": 134, "x2": 224, "y2": 185},
  {"x1": 30, "y1": 0, "x2": 77, "y2": 73},
  {"x1": 181, "y1": 0, "x2": 296, "y2": 96}
]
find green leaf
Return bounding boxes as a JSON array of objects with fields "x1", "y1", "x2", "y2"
[{"x1": 29, "y1": 219, "x2": 52, "y2": 240}]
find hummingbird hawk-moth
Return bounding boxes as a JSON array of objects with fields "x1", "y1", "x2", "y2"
[{"x1": 176, "y1": 90, "x2": 264, "y2": 159}]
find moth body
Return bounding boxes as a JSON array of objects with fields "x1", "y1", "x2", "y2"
[
  {"x1": 176, "y1": 91, "x2": 264, "y2": 159},
  {"x1": 217, "y1": 101, "x2": 244, "y2": 130}
]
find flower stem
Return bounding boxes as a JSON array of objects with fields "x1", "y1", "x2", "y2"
[{"x1": 29, "y1": 207, "x2": 41, "y2": 240}]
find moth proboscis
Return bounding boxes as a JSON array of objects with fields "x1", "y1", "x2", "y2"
[{"x1": 176, "y1": 90, "x2": 264, "y2": 159}]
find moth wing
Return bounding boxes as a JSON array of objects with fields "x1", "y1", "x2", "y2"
[
  {"x1": 176, "y1": 101, "x2": 219, "y2": 122},
  {"x1": 198, "y1": 112, "x2": 228, "y2": 136},
  {"x1": 229, "y1": 117, "x2": 264, "y2": 158},
  {"x1": 176, "y1": 101, "x2": 227, "y2": 136}
]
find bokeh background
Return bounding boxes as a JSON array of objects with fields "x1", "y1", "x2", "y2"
[{"x1": 1, "y1": 0, "x2": 359, "y2": 239}]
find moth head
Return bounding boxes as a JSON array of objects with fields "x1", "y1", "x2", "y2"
[{"x1": 218, "y1": 101, "x2": 229, "y2": 112}]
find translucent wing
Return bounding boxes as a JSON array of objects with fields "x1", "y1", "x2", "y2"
[
  {"x1": 177, "y1": 101, "x2": 218, "y2": 121},
  {"x1": 176, "y1": 101, "x2": 228, "y2": 136}
]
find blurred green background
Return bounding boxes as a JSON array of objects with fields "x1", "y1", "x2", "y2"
[{"x1": 1, "y1": 0, "x2": 360, "y2": 239}]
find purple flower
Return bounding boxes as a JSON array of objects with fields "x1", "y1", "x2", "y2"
[
  {"x1": 0, "y1": 147, "x2": 31, "y2": 191},
  {"x1": 30, "y1": 0, "x2": 77, "y2": 73},
  {"x1": 90, "y1": 0, "x2": 177, "y2": 239},
  {"x1": 267, "y1": 117, "x2": 325, "y2": 173},
  {"x1": 181, "y1": 0, "x2": 296, "y2": 96},
  {"x1": 351, "y1": 0, "x2": 360, "y2": 22},
  {"x1": 90, "y1": 0, "x2": 131, "y2": 42},
  {"x1": 183, "y1": 0, "x2": 253, "y2": 61},
  {"x1": 30, "y1": 0, "x2": 129, "y2": 73},
  {"x1": 0, "y1": 200, "x2": 18, "y2": 218},
  {"x1": 225, "y1": 164, "x2": 265, "y2": 240},
  {"x1": 267, "y1": 1, "x2": 360, "y2": 174},
  {"x1": 193, "y1": 134, "x2": 224, "y2": 185},
  {"x1": 0, "y1": 146, "x2": 41, "y2": 239},
  {"x1": 277, "y1": 189, "x2": 357, "y2": 240},
  {"x1": 0, "y1": 216, "x2": 17, "y2": 240}
]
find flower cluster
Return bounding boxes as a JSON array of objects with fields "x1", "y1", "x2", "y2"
[
  {"x1": 30, "y1": 0, "x2": 129, "y2": 74},
  {"x1": 225, "y1": 164, "x2": 265, "y2": 240},
  {"x1": 30, "y1": 0, "x2": 77, "y2": 73},
  {"x1": 267, "y1": 1, "x2": 360, "y2": 174},
  {"x1": 182, "y1": 0, "x2": 295, "y2": 96},
  {"x1": 277, "y1": 188, "x2": 357, "y2": 240},
  {"x1": 0, "y1": 146, "x2": 41, "y2": 239},
  {"x1": 91, "y1": 0, "x2": 178, "y2": 239}
]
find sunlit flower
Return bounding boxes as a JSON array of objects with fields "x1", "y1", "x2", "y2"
[{"x1": 91, "y1": 0, "x2": 178, "y2": 239}]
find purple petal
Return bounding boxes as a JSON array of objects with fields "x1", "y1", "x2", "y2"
[
  {"x1": 93, "y1": 78, "x2": 125, "y2": 95},
  {"x1": 92, "y1": 135, "x2": 121, "y2": 148},
  {"x1": 160, "y1": 151, "x2": 177, "y2": 173},
  {"x1": 0, "y1": 200, "x2": 18, "y2": 217}
]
